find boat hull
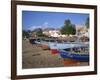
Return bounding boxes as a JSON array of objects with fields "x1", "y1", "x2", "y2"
[
  {"x1": 59, "y1": 50, "x2": 89, "y2": 62},
  {"x1": 49, "y1": 42, "x2": 89, "y2": 50}
]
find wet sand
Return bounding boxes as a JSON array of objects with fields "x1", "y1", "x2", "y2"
[{"x1": 22, "y1": 40, "x2": 89, "y2": 69}]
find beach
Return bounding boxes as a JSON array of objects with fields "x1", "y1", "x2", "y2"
[{"x1": 22, "y1": 39, "x2": 89, "y2": 69}]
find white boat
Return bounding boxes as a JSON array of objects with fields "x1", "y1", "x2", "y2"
[
  {"x1": 33, "y1": 38, "x2": 89, "y2": 52},
  {"x1": 49, "y1": 42, "x2": 89, "y2": 50}
]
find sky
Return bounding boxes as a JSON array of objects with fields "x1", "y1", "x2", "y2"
[{"x1": 22, "y1": 11, "x2": 89, "y2": 30}]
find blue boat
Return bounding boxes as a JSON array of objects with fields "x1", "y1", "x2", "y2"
[{"x1": 59, "y1": 49, "x2": 89, "y2": 62}]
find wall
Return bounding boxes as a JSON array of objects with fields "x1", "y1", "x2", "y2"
[{"x1": 0, "y1": 0, "x2": 99, "y2": 80}]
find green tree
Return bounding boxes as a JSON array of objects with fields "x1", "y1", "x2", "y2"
[
  {"x1": 34, "y1": 28, "x2": 44, "y2": 37},
  {"x1": 36, "y1": 29, "x2": 43, "y2": 37},
  {"x1": 85, "y1": 17, "x2": 89, "y2": 28},
  {"x1": 60, "y1": 19, "x2": 76, "y2": 35},
  {"x1": 22, "y1": 30, "x2": 30, "y2": 38}
]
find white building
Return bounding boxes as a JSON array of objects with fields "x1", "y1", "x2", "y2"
[
  {"x1": 75, "y1": 24, "x2": 89, "y2": 37},
  {"x1": 43, "y1": 30, "x2": 61, "y2": 37},
  {"x1": 43, "y1": 29, "x2": 71, "y2": 38},
  {"x1": 49, "y1": 30, "x2": 61, "y2": 37}
]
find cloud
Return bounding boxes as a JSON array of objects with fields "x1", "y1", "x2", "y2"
[
  {"x1": 27, "y1": 22, "x2": 49, "y2": 31},
  {"x1": 43, "y1": 22, "x2": 48, "y2": 26},
  {"x1": 28, "y1": 26, "x2": 42, "y2": 31},
  {"x1": 42, "y1": 22, "x2": 50, "y2": 29}
]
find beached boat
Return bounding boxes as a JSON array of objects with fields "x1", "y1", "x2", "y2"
[
  {"x1": 32, "y1": 38, "x2": 89, "y2": 54},
  {"x1": 49, "y1": 42, "x2": 89, "y2": 54},
  {"x1": 34, "y1": 39, "x2": 56, "y2": 50},
  {"x1": 29, "y1": 38, "x2": 37, "y2": 44},
  {"x1": 49, "y1": 42, "x2": 89, "y2": 50},
  {"x1": 58, "y1": 47, "x2": 89, "y2": 62}
]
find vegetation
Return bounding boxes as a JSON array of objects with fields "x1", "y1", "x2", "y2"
[
  {"x1": 34, "y1": 28, "x2": 46, "y2": 37},
  {"x1": 85, "y1": 17, "x2": 89, "y2": 28},
  {"x1": 22, "y1": 30, "x2": 31, "y2": 39},
  {"x1": 60, "y1": 19, "x2": 76, "y2": 35}
]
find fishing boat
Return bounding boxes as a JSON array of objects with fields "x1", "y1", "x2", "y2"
[
  {"x1": 34, "y1": 38, "x2": 56, "y2": 50},
  {"x1": 58, "y1": 46, "x2": 89, "y2": 62},
  {"x1": 49, "y1": 42, "x2": 89, "y2": 49},
  {"x1": 49, "y1": 42, "x2": 89, "y2": 54},
  {"x1": 29, "y1": 38, "x2": 38, "y2": 44}
]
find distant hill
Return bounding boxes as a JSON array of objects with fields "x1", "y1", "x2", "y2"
[{"x1": 43, "y1": 28, "x2": 55, "y2": 31}]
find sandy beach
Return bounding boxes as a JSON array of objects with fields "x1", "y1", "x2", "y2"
[{"x1": 22, "y1": 40, "x2": 89, "y2": 69}]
